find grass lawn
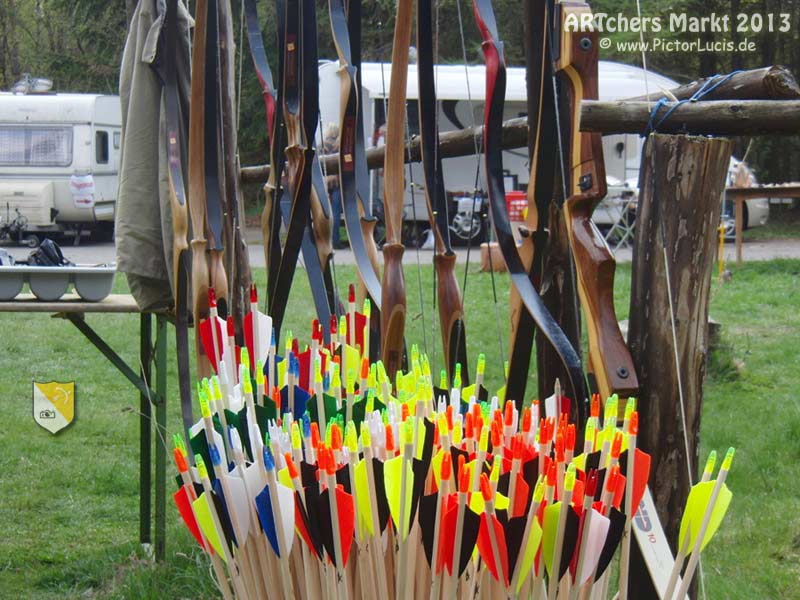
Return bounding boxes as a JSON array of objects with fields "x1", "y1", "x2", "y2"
[
  {"x1": 0, "y1": 259, "x2": 798, "y2": 599},
  {"x1": 743, "y1": 203, "x2": 800, "y2": 241}
]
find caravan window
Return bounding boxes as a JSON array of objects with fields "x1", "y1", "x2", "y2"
[
  {"x1": 0, "y1": 126, "x2": 73, "y2": 167},
  {"x1": 95, "y1": 131, "x2": 109, "y2": 164}
]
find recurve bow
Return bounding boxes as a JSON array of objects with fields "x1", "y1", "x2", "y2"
[
  {"x1": 187, "y1": 0, "x2": 212, "y2": 375},
  {"x1": 472, "y1": 0, "x2": 588, "y2": 415},
  {"x1": 159, "y1": 0, "x2": 195, "y2": 436},
  {"x1": 327, "y1": 0, "x2": 383, "y2": 357},
  {"x1": 380, "y1": 0, "x2": 413, "y2": 379},
  {"x1": 506, "y1": 0, "x2": 560, "y2": 405},
  {"x1": 347, "y1": 0, "x2": 384, "y2": 308},
  {"x1": 268, "y1": 0, "x2": 320, "y2": 341},
  {"x1": 416, "y1": 0, "x2": 469, "y2": 385},
  {"x1": 553, "y1": 0, "x2": 639, "y2": 402},
  {"x1": 244, "y1": 0, "x2": 337, "y2": 341},
  {"x1": 203, "y1": 0, "x2": 228, "y2": 317}
]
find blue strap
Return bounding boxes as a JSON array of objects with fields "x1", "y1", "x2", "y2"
[{"x1": 643, "y1": 70, "x2": 743, "y2": 136}]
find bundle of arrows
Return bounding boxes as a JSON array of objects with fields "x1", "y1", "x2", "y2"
[{"x1": 172, "y1": 285, "x2": 734, "y2": 600}]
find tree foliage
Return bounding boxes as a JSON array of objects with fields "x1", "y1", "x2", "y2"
[{"x1": 0, "y1": 0, "x2": 797, "y2": 182}]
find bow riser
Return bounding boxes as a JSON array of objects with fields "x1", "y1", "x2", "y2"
[
  {"x1": 380, "y1": 0, "x2": 414, "y2": 377},
  {"x1": 434, "y1": 253, "x2": 469, "y2": 381},
  {"x1": 556, "y1": 4, "x2": 639, "y2": 401}
]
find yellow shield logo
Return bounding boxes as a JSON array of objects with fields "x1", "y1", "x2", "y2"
[{"x1": 33, "y1": 381, "x2": 75, "y2": 434}]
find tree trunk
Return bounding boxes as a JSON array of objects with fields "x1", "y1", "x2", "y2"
[{"x1": 627, "y1": 134, "x2": 733, "y2": 598}]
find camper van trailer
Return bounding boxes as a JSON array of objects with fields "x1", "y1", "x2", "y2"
[
  {"x1": 318, "y1": 60, "x2": 678, "y2": 244},
  {"x1": 0, "y1": 93, "x2": 121, "y2": 244}
]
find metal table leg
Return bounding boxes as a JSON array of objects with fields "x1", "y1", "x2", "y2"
[
  {"x1": 139, "y1": 313, "x2": 152, "y2": 550},
  {"x1": 155, "y1": 315, "x2": 167, "y2": 562}
]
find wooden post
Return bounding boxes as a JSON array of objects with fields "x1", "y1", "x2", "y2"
[{"x1": 627, "y1": 134, "x2": 733, "y2": 598}]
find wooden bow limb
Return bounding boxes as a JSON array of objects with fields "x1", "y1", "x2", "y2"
[
  {"x1": 160, "y1": 0, "x2": 197, "y2": 439},
  {"x1": 217, "y1": 0, "x2": 251, "y2": 336},
  {"x1": 380, "y1": 0, "x2": 413, "y2": 381},
  {"x1": 555, "y1": 1, "x2": 638, "y2": 405},
  {"x1": 188, "y1": 0, "x2": 212, "y2": 377}
]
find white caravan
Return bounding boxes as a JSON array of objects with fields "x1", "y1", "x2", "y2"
[
  {"x1": 318, "y1": 60, "x2": 676, "y2": 244},
  {"x1": 0, "y1": 93, "x2": 121, "y2": 243}
]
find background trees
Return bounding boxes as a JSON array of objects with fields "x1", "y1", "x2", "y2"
[{"x1": 1, "y1": 0, "x2": 797, "y2": 183}]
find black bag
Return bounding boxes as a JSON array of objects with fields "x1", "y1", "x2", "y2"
[{"x1": 27, "y1": 239, "x2": 74, "y2": 266}]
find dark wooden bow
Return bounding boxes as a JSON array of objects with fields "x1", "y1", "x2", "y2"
[
  {"x1": 416, "y1": 0, "x2": 469, "y2": 385},
  {"x1": 266, "y1": 0, "x2": 321, "y2": 342},
  {"x1": 158, "y1": 0, "x2": 195, "y2": 436},
  {"x1": 553, "y1": 0, "x2": 638, "y2": 403},
  {"x1": 380, "y1": 0, "x2": 414, "y2": 379}
]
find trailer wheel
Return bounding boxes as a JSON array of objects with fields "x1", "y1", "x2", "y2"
[{"x1": 23, "y1": 235, "x2": 40, "y2": 248}]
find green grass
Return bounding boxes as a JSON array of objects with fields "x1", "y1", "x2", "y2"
[{"x1": 0, "y1": 260, "x2": 797, "y2": 598}]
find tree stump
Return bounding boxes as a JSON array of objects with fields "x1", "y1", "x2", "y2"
[{"x1": 627, "y1": 134, "x2": 733, "y2": 598}]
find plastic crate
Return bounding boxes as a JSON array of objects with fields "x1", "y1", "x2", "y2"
[{"x1": 506, "y1": 191, "x2": 527, "y2": 222}]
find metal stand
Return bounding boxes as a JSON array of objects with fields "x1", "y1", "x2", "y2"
[{"x1": 0, "y1": 294, "x2": 169, "y2": 561}]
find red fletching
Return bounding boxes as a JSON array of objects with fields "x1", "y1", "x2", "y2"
[
  {"x1": 613, "y1": 472, "x2": 627, "y2": 510},
  {"x1": 348, "y1": 284, "x2": 355, "y2": 303},
  {"x1": 174, "y1": 487, "x2": 207, "y2": 551},
  {"x1": 446, "y1": 406, "x2": 454, "y2": 431},
  {"x1": 199, "y1": 316, "x2": 225, "y2": 372},
  {"x1": 511, "y1": 473, "x2": 529, "y2": 518},
  {"x1": 227, "y1": 316, "x2": 235, "y2": 337},
  {"x1": 606, "y1": 465, "x2": 620, "y2": 493},
  {"x1": 335, "y1": 485, "x2": 356, "y2": 567},
  {"x1": 330, "y1": 315, "x2": 337, "y2": 334},
  {"x1": 249, "y1": 284, "x2": 257, "y2": 303},
  {"x1": 585, "y1": 470, "x2": 598, "y2": 498},
  {"x1": 630, "y1": 448, "x2": 651, "y2": 514},
  {"x1": 480, "y1": 473, "x2": 493, "y2": 502},
  {"x1": 477, "y1": 512, "x2": 509, "y2": 585},
  {"x1": 208, "y1": 287, "x2": 217, "y2": 308}
]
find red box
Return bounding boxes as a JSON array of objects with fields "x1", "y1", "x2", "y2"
[{"x1": 506, "y1": 191, "x2": 527, "y2": 222}]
